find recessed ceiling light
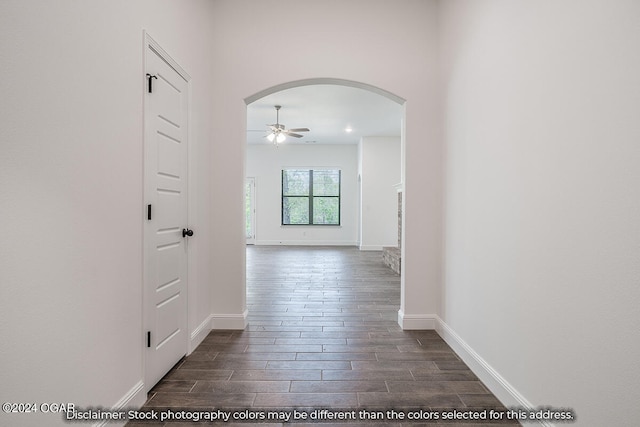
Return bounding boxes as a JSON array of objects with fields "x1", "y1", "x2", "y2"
[{"x1": 345, "y1": 127, "x2": 353, "y2": 133}]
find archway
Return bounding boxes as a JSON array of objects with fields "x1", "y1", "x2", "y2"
[
  {"x1": 245, "y1": 77, "x2": 405, "y2": 105},
  {"x1": 244, "y1": 77, "x2": 407, "y2": 326}
]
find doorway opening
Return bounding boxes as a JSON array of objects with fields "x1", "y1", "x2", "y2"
[{"x1": 244, "y1": 77, "x2": 406, "y2": 322}]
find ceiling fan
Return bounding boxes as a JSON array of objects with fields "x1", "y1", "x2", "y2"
[{"x1": 266, "y1": 105, "x2": 309, "y2": 144}]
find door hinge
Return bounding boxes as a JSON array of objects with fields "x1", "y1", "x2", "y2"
[
  {"x1": 147, "y1": 331, "x2": 151, "y2": 348},
  {"x1": 147, "y1": 204, "x2": 152, "y2": 220},
  {"x1": 146, "y1": 73, "x2": 158, "y2": 93}
]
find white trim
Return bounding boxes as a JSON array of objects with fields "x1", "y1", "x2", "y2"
[
  {"x1": 256, "y1": 240, "x2": 358, "y2": 246},
  {"x1": 359, "y1": 245, "x2": 385, "y2": 251},
  {"x1": 211, "y1": 310, "x2": 248, "y2": 330},
  {"x1": 435, "y1": 316, "x2": 550, "y2": 427},
  {"x1": 189, "y1": 315, "x2": 213, "y2": 353},
  {"x1": 396, "y1": 312, "x2": 550, "y2": 425},
  {"x1": 93, "y1": 381, "x2": 145, "y2": 427},
  {"x1": 145, "y1": 33, "x2": 190, "y2": 81},
  {"x1": 245, "y1": 177, "x2": 256, "y2": 245},
  {"x1": 397, "y1": 310, "x2": 438, "y2": 329}
]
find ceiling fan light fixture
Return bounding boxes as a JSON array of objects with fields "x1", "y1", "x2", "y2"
[{"x1": 265, "y1": 105, "x2": 309, "y2": 146}]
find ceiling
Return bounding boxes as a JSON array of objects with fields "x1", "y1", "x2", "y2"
[{"x1": 246, "y1": 84, "x2": 403, "y2": 145}]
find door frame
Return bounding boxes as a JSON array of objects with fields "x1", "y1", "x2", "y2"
[
  {"x1": 246, "y1": 177, "x2": 256, "y2": 244},
  {"x1": 142, "y1": 31, "x2": 193, "y2": 393}
]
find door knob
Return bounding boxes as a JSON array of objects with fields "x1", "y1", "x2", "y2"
[{"x1": 182, "y1": 228, "x2": 194, "y2": 238}]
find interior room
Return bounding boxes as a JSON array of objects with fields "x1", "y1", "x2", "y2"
[
  {"x1": 245, "y1": 83, "x2": 403, "y2": 249},
  {"x1": 1, "y1": 1, "x2": 638, "y2": 426}
]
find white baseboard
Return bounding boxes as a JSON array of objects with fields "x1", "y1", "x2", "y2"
[
  {"x1": 93, "y1": 380, "x2": 145, "y2": 427},
  {"x1": 435, "y1": 316, "x2": 549, "y2": 426},
  {"x1": 397, "y1": 310, "x2": 438, "y2": 329},
  {"x1": 189, "y1": 314, "x2": 213, "y2": 353},
  {"x1": 211, "y1": 310, "x2": 248, "y2": 330},
  {"x1": 359, "y1": 245, "x2": 385, "y2": 251},
  {"x1": 256, "y1": 240, "x2": 358, "y2": 246}
]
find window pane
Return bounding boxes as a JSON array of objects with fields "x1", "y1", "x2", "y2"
[
  {"x1": 313, "y1": 170, "x2": 340, "y2": 196},
  {"x1": 313, "y1": 197, "x2": 339, "y2": 225},
  {"x1": 282, "y1": 170, "x2": 310, "y2": 196},
  {"x1": 283, "y1": 197, "x2": 309, "y2": 224}
]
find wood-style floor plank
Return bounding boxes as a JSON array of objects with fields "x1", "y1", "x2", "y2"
[{"x1": 129, "y1": 246, "x2": 519, "y2": 426}]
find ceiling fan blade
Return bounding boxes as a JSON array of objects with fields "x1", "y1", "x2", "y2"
[
  {"x1": 287, "y1": 128, "x2": 309, "y2": 132},
  {"x1": 285, "y1": 132, "x2": 304, "y2": 138}
]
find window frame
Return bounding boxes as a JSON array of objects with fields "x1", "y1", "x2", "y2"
[{"x1": 281, "y1": 169, "x2": 341, "y2": 226}]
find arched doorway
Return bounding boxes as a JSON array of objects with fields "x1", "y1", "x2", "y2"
[
  {"x1": 244, "y1": 77, "x2": 406, "y2": 325},
  {"x1": 245, "y1": 77, "x2": 405, "y2": 105}
]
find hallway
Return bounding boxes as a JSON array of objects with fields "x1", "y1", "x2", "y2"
[{"x1": 131, "y1": 246, "x2": 518, "y2": 426}]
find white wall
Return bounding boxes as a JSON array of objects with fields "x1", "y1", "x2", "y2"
[
  {"x1": 0, "y1": 1, "x2": 218, "y2": 425},
  {"x1": 18, "y1": 1, "x2": 638, "y2": 425},
  {"x1": 6, "y1": 1, "x2": 637, "y2": 425},
  {"x1": 246, "y1": 144, "x2": 359, "y2": 245},
  {"x1": 359, "y1": 136, "x2": 402, "y2": 250},
  {"x1": 1, "y1": 4, "x2": 443, "y2": 423},
  {"x1": 212, "y1": 0, "x2": 442, "y2": 331},
  {"x1": 438, "y1": 1, "x2": 640, "y2": 425}
]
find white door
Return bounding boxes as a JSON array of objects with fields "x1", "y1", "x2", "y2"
[
  {"x1": 144, "y1": 36, "x2": 191, "y2": 390},
  {"x1": 246, "y1": 178, "x2": 255, "y2": 244}
]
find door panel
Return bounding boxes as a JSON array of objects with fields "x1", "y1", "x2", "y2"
[{"x1": 144, "y1": 39, "x2": 190, "y2": 391}]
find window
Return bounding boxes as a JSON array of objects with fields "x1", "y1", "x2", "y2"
[{"x1": 282, "y1": 169, "x2": 341, "y2": 225}]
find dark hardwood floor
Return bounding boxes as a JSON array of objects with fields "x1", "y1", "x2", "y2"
[{"x1": 129, "y1": 246, "x2": 518, "y2": 426}]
